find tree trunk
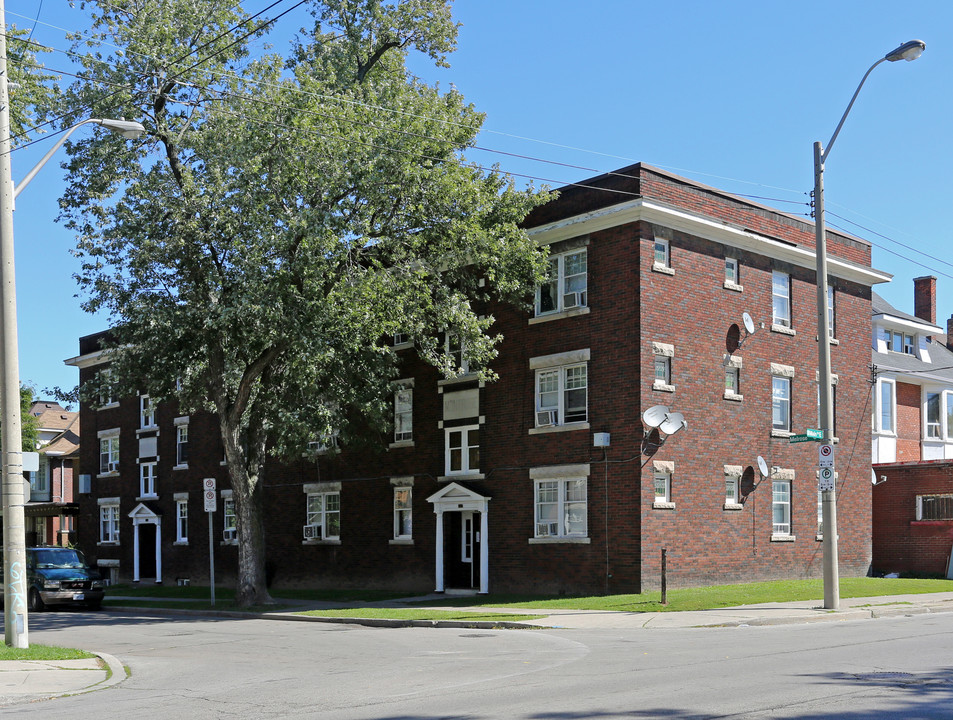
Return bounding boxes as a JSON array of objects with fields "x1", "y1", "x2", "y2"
[{"x1": 233, "y1": 474, "x2": 273, "y2": 607}]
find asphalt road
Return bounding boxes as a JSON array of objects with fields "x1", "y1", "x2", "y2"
[{"x1": 15, "y1": 608, "x2": 953, "y2": 718}]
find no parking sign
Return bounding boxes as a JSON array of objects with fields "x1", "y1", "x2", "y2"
[{"x1": 203, "y1": 478, "x2": 217, "y2": 512}]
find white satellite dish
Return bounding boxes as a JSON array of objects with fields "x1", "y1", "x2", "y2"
[
  {"x1": 871, "y1": 469, "x2": 877, "y2": 485},
  {"x1": 757, "y1": 455, "x2": 769, "y2": 478},
  {"x1": 742, "y1": 312, "x2": 756, "y2": 335},
  {"x1": 643, "y1": 405, "x2": 669, "y2": 429},
  {"x1": 659, "y1": 412, "x2": 686, "y2": 436}
]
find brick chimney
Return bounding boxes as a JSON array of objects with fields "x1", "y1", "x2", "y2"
[{"x1": 914, "y1": 275, "x2": 937, "y2": 325}]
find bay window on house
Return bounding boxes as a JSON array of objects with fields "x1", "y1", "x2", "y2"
[{"x1": 536, "y1": 248, "x2": 587, "y2": 315}]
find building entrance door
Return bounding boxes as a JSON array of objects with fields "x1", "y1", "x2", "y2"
[{"x1": 445, "y1": 511, "x2": 481, "y2": 589}]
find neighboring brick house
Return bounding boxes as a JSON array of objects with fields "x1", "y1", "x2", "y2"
[
  {"x1": 23, "y1": 401, "x2": 80, "y2": 547},
  {"x1": 66, "y1": 163, "x2": 887, "y2": 594},
  {"x1": 872, "y1": 276, "x2": 953, "y2": 576}
]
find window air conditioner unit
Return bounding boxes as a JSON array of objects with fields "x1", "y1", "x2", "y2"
[
  {"x1": 537, "y1": 522, "x2": 559, "y2": 537},
  {"x1": 563, "y1": 291, "x2": 585, "y2": 309},
  {"x1": 107, "y1": 461, "x2": 119, "y2": 473},
  {"x1": 303, "y1": 524, "x2": 321, "y2": 540},
  {"x1": 536, "y1": 410, "x2": 557, "y2": 427}
]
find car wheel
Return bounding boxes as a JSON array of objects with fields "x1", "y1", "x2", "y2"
[{"x1": 28, "y1": 588, "x2": 45, "y2": 612}]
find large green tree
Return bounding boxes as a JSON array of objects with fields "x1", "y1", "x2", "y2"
[
  {"x1": 60, "y1": 0, "x2": 549, "y2": 605},
  {"x1": 6, "y1": 24, "x2": 58, "y2": 146}
]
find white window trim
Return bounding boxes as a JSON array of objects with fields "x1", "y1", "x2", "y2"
[
  {"x1": 138, "y1": 461, "x2": 158, "y2": 500},
  {"x1": 529, "y1": 465, "x2": 591, "y2": 544},
  {"x1": 771, "y1": 369, "x2": 793, "y2": 436},
  {"x1": 303, "y1": 482, "x2": 342, "y2": 544},
  {"x1": 652, "y1": 342, "x2": 675, "y2": 392},
  {"x1": 139, "y1": 394, "x2": 157, "y2": 430},
  {"x1": 390, "y1": 380, "x2": 414, "y2": 448},
  {"x1": 444, "y1": 425, "x2": 480, "y2": 477},
  {"x1": 652, "y1": 460, "x2": 674, "y2": 509},
  {"x1": 724, "y1": 257, "x2": 742, "y2": 291},
  {"x1": 771, "y1": 270, "x2": 792, "y2": 332},
  {"x1": 535, "y1": 248, "x2": 588, "y2": 317},
  {"x1": 770, "y1": 469, "x2": 795, "y2": 541},
  {"x1": 652, "y1": 237, "x2": 673, "y2": 273},
  {"x1": 98, "y1": 429, "x2": 120, "y2": 477},
  {"x1": 221, "y1": 489, "x2": 237, "y2": 545},
  {"x1": 174, "y1": 492, "x2": 189, "y2": 545},
  {"x1": 98, "y1": 498, "x2": 120, "y2": 545},
  {"x1": 174, "y1": 418, "x2": 189, "y2": 469},
  {"x1": 724, "y1": 465, "x2": 743, "y2": 510}
]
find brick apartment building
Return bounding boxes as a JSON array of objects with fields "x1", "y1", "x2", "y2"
[
  {"x1": 872, "y1": 276, "x2": 953, "y2": 576},
  {"x1": 65, "y1": 163, "x2": 888, "y2": 594}
]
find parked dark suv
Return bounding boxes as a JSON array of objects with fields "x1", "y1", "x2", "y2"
[{"x1": 0, "y1": 547, "x2": 105, "y2": 611}]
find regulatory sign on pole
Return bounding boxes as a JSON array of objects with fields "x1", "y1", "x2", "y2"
[
  {"x1": 818, "y1": 443, "x2": 834, "y2": 468},
  {"x1": 203, "y1": 478, "x2": 217, "y2": 512},
  {"x1": 819, "y1": 466, "x2": 835, "y2": 491}
]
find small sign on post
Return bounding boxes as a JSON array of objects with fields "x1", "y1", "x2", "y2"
[{"x1": 203, "y1": 478, "x2": 217, "y2": 606}]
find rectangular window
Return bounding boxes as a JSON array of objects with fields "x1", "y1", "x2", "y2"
[
  {"x1": 927, "y1": 392, "x2": 942, "y2": 439},
  {"x1": 772, "y1": 376, "x2": 791, "y2": 432},
  {"x1": 444, "y1": 332, "x2": 470, "y2": 375},
  {"x1": 306, "y1": 492, "x2": 341, "y2": 540},
  {"x1": 726, "y1": 476, "x2": 739, "y2": 504},
  {"x1": 223, "y1": 497, "x2": 237, "y2": 541},
  {"x1": 534, "y1": 478, "x2": 587, "y2": 538},
  {"x1": 654, "y1": 471, "x2": 671, "y2": 503},
  {"x1": 917, "y1": 494, "x2": 953, "y2": 521},
  {"x1": 887, "y1": 330, "x2": 916, "y2": 355},
  {"x1": 827, "y1": 286, "x2": 835, "y2": 339},
  {"x1": 140, "y1": 395, "x2": 155, "y2": 428},
  {"x1": 394, "y1": 488, "x2": 412, "y2": 539},
  {"x1": 879, "y1": 380, "x2": 895, "y2": 433},
  {"x1": 536, "y1": 249, "x2": 587, "y2": 315},
  {"x1": 654, "y1": 356, "x2": 671, "y2": 385},
  {"x1": 394, "y1": 386, "x2": 413, "y2": 442},
  {"x1": 98, "y1": 370, "x2": 116, "y2": 408},
  {"x1": 140, "y1": 462, "x2": 157, "y2": 498},
  {"x1": 100, "y1": 436, "x2": 119, "y2": 474},
  {"x1": 176, "y1": 500, "x2": 188, "y2": 543},
  {"x1": 393, "y1": 332, "x2": 409, "y2": 346},
  {"x1": 445, "y1": 426, "x2": 479, "y2": 475},
  {"x1": 536, "y1": 363, "x2": 587, "y2": 426},
  {"x1": 176, "y1": 424, "x2": 190, "y2": 465},
  {"x1": 653, "y1": 237, "x2": 670, "y2": 268},
  {"x1": 725, "y1": 366, "x2": 740, "y2": 395},
  {"x1": 772, "y1": 271, "x2": 791, "y2": 327},
  {"x1": 946, "y1": 392, "x2": 953, "y2": 439},
  {"x1": 725, "y1": 257, "x2": 738, "y2": 285},
  {"x1": 100, "y1": 505, "x2": 119, "y2": 543},
  {"x1": 772, "y1": 480, "x2": 791, "y2": 535}
]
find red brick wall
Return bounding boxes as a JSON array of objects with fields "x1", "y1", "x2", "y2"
[
  {"x1": 896, "y1": 382, "x2": 922, "y2": 461},
  {"x1": 873, "y1": 461, "x2": 953, "y2": 575}
]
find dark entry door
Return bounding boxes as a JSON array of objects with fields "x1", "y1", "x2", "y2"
[
  {"x1": 138, "y1": 523, "x2": 157, "y2": 578},
  {"x1": 445, "y1": 511, "x2": 480, "y2": 589}
]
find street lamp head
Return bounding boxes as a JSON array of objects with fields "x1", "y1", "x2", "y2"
[
  {"x1": 885, "y1": 40, "x2": 925, "y2": 63},
  {"x1": 95, "y1": 118, "x2": 146, "y2": 140}
]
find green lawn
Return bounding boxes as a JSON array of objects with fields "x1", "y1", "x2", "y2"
[
  {"x1": 0, "y1": 644, "x2": 96, "y2": 661},
  {"x1": 295, "y1": 608, "x2": 541, "y2": 622}
]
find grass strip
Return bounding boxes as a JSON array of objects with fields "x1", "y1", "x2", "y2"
[{"x1": 0, "y1": 644, "x2": 96, "y2": 661}]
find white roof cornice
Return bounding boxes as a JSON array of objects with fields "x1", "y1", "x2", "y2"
[
  {"x1": 63, "y1": 349, "x2": 109, "y2": 369},
  {"x1": 527, "y1": 198, "x2": 891, "y2": 287}
]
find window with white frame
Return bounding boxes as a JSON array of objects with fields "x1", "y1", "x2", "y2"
[
  {"x1": 140, "y1": 395, "x2": 155, "y2": 428},
  {"x1": 878, "y1": 379, "x2": 896, "y2": 433},
  {"x1": 772, "y1": 479, "x2": 791, "y2": 536},
  {"x1": 724, "y1": 466, "x2": 742, "y2": 506},
  {"x1": 176, "y1": 497, "x2": 188, "y2": 543},
  {"x1": 725, "y1": 257, "x2": 739, "y2": 285},
  {"x1": 393, "y1": 332, "x2": 409, "y2": 346},
  {"x1": 534, "y1": 478, "x2": 587, "y2": 538},
  {"x1": 139, "y1": 462, "x2": 157, "y2": 498},
  {"x1": 725, "y1": 366, "x2": 740, "y2": 395},
  {"x1": 827, "y1": 286, "x2": 835, "y2": 339},
  {"x1": 536, "y1": 364, "x2": 587, "y2": 426},
  {"x1": 97, "y1": 369, "x2": 116, "y2": 408},
  {"x1": 772, "y1": 270, "x2": 791, "y2": 327},
  {"x1": 99, "y1": 502, "x2": 119, "y2": 543},
  {"x1": 652, "y1": 342, "x2": 675, "y2": 391},
  {"x1": 917, "y1": 494, "x2": 953, "y2": 521},
  {"x1": 946, "y1": 391, "x2": 953, "y2": 439},
  {"x1": 223, "y1": 496, "x2": 237, "y2": 542},
  {"x1": 536, "y1": 249, "x2": 587, "y2": 315},
  {"x1": 445, "y1": 426, "x2": 479, "y2": 475},
  {"x1": 393, "y1": 487, "x2": 412, "y2": 539},
  {"x1": 176, "y1": 423, "x2": 190, "y2": 465},
  {"x1": 653, "y1": 469, "x2": 672, "y2": 504},
  {"x1": 444, "y1": 332, "x2": 470, "y2": 375},
  {"x1": 394, "y1": 384, "x2": 413, "y2": 442},
  {"x1": 772, "y1": 376, "x2": 791, "y2": 432},
  {"x1": 99, "y1": 433, "x2": 119, "y2": 474},
  {"x1": 927, "y1": 391, "x2": 942, "y2": 439},
  {"x1": 653, "y1": 237, "x2": 670, "y2": 269},
  {"x1": 886, "y1": 330, "x2": 915, "y2": 355},
  {"x1": 306, "y1": 491, "x2": 341, "y2": 540}
]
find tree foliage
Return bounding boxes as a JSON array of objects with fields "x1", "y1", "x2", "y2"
[
  {"x1": 60, "y1": 0, "x2": 550, "y2": 605},
  {"x1": 6, "y1": 25, "x2": 58, "y2": 146}
]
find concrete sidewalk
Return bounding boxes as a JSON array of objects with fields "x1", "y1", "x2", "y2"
[{"x1": 3, "y1": 591, "x2": 953, "y2": 707}]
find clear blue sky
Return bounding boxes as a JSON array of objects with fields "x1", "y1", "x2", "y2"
[{"x1": 7, "y1": 0, "x2": 953, "y2": 399}]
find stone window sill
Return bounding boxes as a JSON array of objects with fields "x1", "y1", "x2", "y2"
[
  {"x1": 529, "y1": 306, "x2": 591, "y2": 325},
  {"x1": 652, "y1": 263, "x2": 675, "y2": 276},
  {"x1": 653, "y1": 501, "x2": 675, "y2": 510},
  {"x1": 771, "y1": 534, "x2": 796, "y2": 542},
  {"x1": 389, "y1": 538, "x2": 414, "y2": 546},
  {"x1": 529, "y1": 422, "x2": 590, "y2": 436},
  {"x1": 771, "y1": 324, "x2": 796, "y2": 336},
  {"x1": 723, "y1": 503, "x2": 744, "y2": 511},
  {"x1": 653, "y1": 382, "x2": 675, "y2": 393},
  {"x1": 723, "y1": 281, "x2": 743, "y2": 292},
  {"x1": 528, "y1": 537, "x2": 591, "y2": 544},
  {"x1": 724, "y1": 392, "x2": 743, "y2": 402}
]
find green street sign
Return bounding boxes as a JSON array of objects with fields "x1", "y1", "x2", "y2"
[
  {"x1": 806, "y1": 428, "x2": 824, "y2": 440},
  {"x1": 789, "y1": 434, "x2": 811, "y2": 443}
]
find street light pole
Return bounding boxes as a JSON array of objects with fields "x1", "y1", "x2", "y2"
[
  {"x1": 0, "y1": 0, "x2": 145, "y2": 645},
  {"x1": 814, "y1": 39, "x2": 924, "y2": 611}
]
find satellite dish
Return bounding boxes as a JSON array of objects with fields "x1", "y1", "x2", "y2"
[
  {"x1": 742, "y1": 312, "x2": 755, "y2": 335},
  {"x1": 871, "y1": 469, "x2": 877, "y2": 485},
  {"x1": 659, "y1": 412, "x2": 686, "y2": 436},
  {"x1": 757, "y1": 456, "x2": 769, "y2": 478},
  {"x1": 643, "y1": 405, "x2": 669, "y2": 429}
]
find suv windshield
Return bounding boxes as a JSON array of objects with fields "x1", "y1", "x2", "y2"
[{"x1": 33, "y1": 549, "x2": 86, "y2": 569}]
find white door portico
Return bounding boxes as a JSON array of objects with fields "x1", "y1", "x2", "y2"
[
  {"x1": 427, "y1": 482, "x2": 490, "y2": 594},
  {"x1": 128, "y1": 503, "x2": 162, "y2": 583}
]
